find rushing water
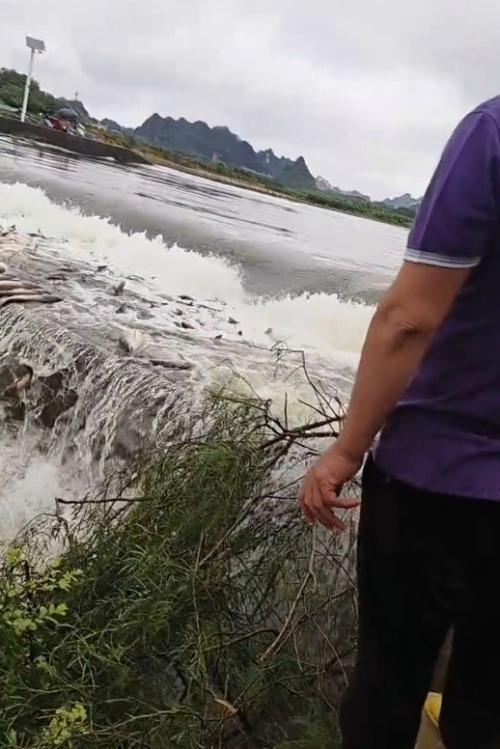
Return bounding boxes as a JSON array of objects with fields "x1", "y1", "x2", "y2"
[{"x1": 0, "y1": 135, "x2": 407, "y2": 536}]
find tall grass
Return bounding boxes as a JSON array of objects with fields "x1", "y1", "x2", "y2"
[{"x1": 0, "y1": 397, "x2": 357, "y2": 748}]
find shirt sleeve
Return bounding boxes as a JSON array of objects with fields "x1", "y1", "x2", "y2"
[{"x1": 406, "y1": 111, "x2": 500, "y2": 268}]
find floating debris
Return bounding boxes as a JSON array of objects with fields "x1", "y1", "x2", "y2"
[
  {"x1": 113, "y1": 280, "x2": 126, "y2": 296},
  {"x1": 0, "y1": 293, "x2": 63, "y2": 308}
]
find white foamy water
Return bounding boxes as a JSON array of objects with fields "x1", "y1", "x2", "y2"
[
  {"x1": 0, "y1": 182, "x2": 245, "y2": 303},
  {"x1": 0, "y1": 181, "x2": 380, "y2": 537},
  {"x1": 0, "y1": 182, "x2": 372, "y2": 360}
]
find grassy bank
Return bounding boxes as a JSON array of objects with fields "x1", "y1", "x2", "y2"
[{"x1": 0, "y1": 395, "x2": 357, "y2": 748}]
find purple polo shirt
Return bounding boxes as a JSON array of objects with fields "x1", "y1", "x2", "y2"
[{"x1": 376, "y1": 97, "x2": 500, "y2": 500}]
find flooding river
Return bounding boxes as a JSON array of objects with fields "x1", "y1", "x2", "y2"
[{"x1": 0, "y1": 135, "x2": 406, "y2": 535}]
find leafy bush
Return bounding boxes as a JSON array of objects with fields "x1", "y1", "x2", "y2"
[
  {"x1": 0, "y1": 397, "x2": 355, "y2": 748},
  {"x1": 0, "y1": 68, "x2": 58, "y2": 115}
]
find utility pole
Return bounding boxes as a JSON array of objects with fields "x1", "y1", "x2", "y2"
[{"x1": 21, "y1": 36, "x2": 46, "y2": 123}]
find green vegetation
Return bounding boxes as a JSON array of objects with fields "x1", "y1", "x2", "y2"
[
  {"x1": 0, "y1": 396, "x2": 356, "y2": 748},
  {"x1": 0, "y1": 68, "x2": 58, "y2": 115},
  {"x1": 300, "y1": 190, "x2": 414, "y2": 227}
]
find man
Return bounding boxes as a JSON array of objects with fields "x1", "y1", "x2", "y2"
[{"x1": 300, "y1": 98, "x2": 500, "y2": 749}]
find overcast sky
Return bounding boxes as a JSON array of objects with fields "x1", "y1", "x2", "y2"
[{"x1": 1, "y1": 0, "x2": 499, "y2": 198}]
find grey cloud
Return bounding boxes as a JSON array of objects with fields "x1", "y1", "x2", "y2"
[{"x1": 1, "y1": 0, "x2": 499, "y2": 197}]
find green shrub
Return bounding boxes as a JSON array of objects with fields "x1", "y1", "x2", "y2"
[{"x1": 0, "y1": 398, "x2": 355, "y2": 748}]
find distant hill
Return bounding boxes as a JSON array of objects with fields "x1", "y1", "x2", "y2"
[
  {"x1": 315, "y1": 175, "x2": 370, "y2": 202},
  {"x1": 315, "y1": 176, "x2": 332, "y2": 192},
  {"x1": 383, "y1": 192, "x2": 421, "y2": 210},
  {"x1": 134, "y1": 114, "x2": 316, "y2": 189},
  {"x1": 101, "y1": 118, "x2": 134, "y2": 135},
  {"x1": 0, "y1": 65, "x2": 419, "y2": 213},
  {"x1": 57, "y1": 99, "x2": 93, "y2": 123}
]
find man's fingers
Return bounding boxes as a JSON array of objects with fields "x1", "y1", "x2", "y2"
[
  {"x1": 300, "y1": 476, "x2": 355, "y2": 532},
  {"x1": 311, "y1": 485, "x2": 346, "y2": 531},
  {"x1": 302, "y1": 501, "x2": 315, "y2": 524},
  {"x1": 298, "y1": 481, "x2": 315, "y2": 523},
  {"x1": 323, "y1": 494, "x2": 360, "y2": 510},
  {"x1": 317, "y1": 479, "x2": 359, "y2": 510}
]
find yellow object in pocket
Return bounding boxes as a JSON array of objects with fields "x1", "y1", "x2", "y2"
[
  {"x1": 425, "y1": 693, "x2": 442, "y2": 726},
  {"x1": 415, "y1": 693, "x2": 446, "y2": 749}
]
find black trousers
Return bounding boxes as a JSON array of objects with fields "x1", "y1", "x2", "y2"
[{"x1": 340, "y1": 457, "x2": 500, "y2": 749}]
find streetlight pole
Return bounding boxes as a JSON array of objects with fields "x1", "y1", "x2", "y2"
[
  {"x1": 20, "y1": 36, "x2": 46, "y2": 123},
  {"x1": 20, "y1": 48, "x2": 35, "y2": 123}
]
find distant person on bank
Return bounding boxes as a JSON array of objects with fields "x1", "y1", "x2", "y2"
[{"x1": 300, "y1": 98, "x2": 500, "y2": 749}]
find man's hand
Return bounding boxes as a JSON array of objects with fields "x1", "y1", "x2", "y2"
[{"x1": 299, "y1": 445, "x2": 362, "y2": 531}]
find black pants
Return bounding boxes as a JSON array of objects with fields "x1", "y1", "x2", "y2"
[{"x1": 340, "y1": 457, "x2": 500, "y2": 749}]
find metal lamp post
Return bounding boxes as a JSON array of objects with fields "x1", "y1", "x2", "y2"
[{"x1": 20, "y1": 36, "x2": 46, "y2": 123}]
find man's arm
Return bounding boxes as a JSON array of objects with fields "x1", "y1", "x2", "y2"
[
  {"x1": 300, "y1": 111, "x2": 500, "y2": 530},
  {"x1": 299, "y1": 260, "x2": 470, "y2": 531}
]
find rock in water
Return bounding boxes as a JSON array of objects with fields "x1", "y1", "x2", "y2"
[
  {"x1": 38, "y1": 390, "x2": 78, "y2": 429},
  {"x1": 36, "y1": 371, "x2": 78, "y2": 429}
]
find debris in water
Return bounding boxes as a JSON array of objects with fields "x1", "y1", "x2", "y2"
[
  {"x1": 228, "y1": 316, "x2": 238, "y2": 325},
  {"x1": 150, "y1": 359, "x2": 193, "y2": 371},
  {"x1": 113, "y1": 280, "x2": 126, "y2": 296},
  {"x1": 180, "y1": 320, "x2": 195, "y2": 330},
  {"x1": 116, "y1": 303, "x2": 128, "y2": 314},
  {"x1": 0, "y1": 293, "x2": 63, "y2": 308},
  {"x1": 0, "y1": 361, "x2": 34, "y2": 397},
  {"x1": 118, "y1": 329, "x2": 150, "y2": 354},
  {"x1": 137, "y1": 309, "x2": 154, "y2": 320},
  {"x1": 0, "y1": 281, "x2": 39, "y2": 291}
]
